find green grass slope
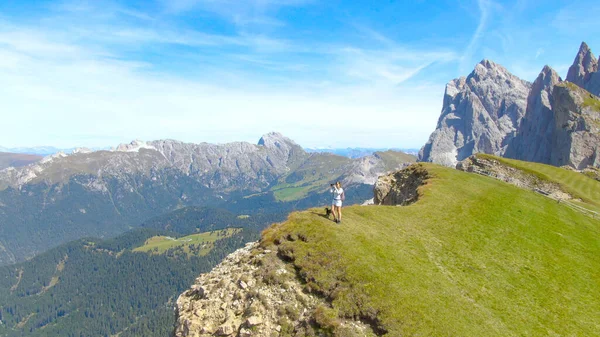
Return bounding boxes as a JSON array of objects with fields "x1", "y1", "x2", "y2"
[
  {"x1": 478, "y1": 154, "x2": 600, "y2": 212},
  {"x1": 262, "y1": 163, "x2": 600, "y2": 336},
  {"x1": 133, "y1": 228, "x2": 242, "y2": 256}
]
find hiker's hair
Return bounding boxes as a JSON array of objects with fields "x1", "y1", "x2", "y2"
[{"x1": 336, "y1": 181, "x2": 342, "y2": 188}]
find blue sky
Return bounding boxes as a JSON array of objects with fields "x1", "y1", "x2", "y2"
[{"x1": 1, "y1": 0, "x2": 599, "y2": 149}]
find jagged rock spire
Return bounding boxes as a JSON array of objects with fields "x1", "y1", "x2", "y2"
[
  {"x1": 419, "y1": 59, "x2": 531, "y2": 166},
  {"x1": 566, "y1": 42, "x2": 598, "y2": 88},
  {"x1": 504, "y1": 65, "x2": 562, "y2": 163}
]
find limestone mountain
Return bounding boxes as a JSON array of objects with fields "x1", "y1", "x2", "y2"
[
  {"x1": 504, "y1": 66, "x2": 563, "y2": 163},
  {"x1": 418, "y1": 60, "x2": 531, "y2": 166},
  {"x1": 566, "y1": 42, "x2": 600, "y2": 96},
  {"x1": 0, "y1": 133, "x2": 414, "y2": 265},
  {"x1": 549, "y1": 82, "x2": 600, "y2": 168},
  {"x1": 421, "y1": 42, "x2": 600, "y2": 170},
  {"x1": 504, "y1": 44, "x2": 600, "y2": 169}
]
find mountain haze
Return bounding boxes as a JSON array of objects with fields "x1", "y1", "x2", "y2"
[
  {"x1": 0, "y1": 152, "x2": 42, "y2": 170},
  {"x1": 0, "y1": 133, "x2": 414, "y2": 265}
]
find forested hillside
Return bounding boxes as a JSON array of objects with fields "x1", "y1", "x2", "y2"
[{"x1": 0, "y1": 207, "x2": 282, "y2": 337}]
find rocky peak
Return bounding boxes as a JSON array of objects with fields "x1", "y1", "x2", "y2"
[
  {"x1": 257, "y1": 132, "x2": 306, "y2": 168},
  {"x1": 115, "y1": 140, "x2": 157, "y2": 153},
  {"x1": 419, "y1": 60, "x2": 530, "y2": 166},
  {"x1": 472, "y1": 59, "x2": 502, "y2": 79},
  {"x1": 257, "y1": 132, "x2": 297, "y2": 148},
  {"x1": 566, "y1": 42, "x2": 598, "y2": 88},
  {"x1": 537, "y1": 65, "x2": 562, "y2": 88},
  {"x1": 550, "y1": 82, "x2": 600, "y2": 169}
]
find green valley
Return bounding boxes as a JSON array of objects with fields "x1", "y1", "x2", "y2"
[{"x1": 133, "y1": 228, "x2": 243, "y2": 256}]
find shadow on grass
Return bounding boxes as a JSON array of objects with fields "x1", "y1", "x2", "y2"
[{"x1": 309, "y1": 210, "x2": 337, "y2": 222}]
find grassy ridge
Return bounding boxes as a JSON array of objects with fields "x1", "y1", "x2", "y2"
[
  {"x1": 262, "y1": 164, "x2": 600, "y2": 336},
  {"x1": 133, "y1": 228, "x2": 242, "y2": 256},
  {"x1": 478, "y1": 154, "x2": 600, "y2": 211}
]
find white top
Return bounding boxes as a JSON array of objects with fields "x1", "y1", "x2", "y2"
[{"x1": 330, "y1": 186, "x2": 344, "y2": 200}]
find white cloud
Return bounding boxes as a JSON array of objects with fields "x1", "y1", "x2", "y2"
[
  {"x1": 159, "y1": 0, "x2": 313, "y2": 27},
  {"x1": 460, "y1": 0, "x2": 493, "y2": 73},
  {"x1": 0, "y1": 2, "x2": 461, "y2": 149},
  {"x1": 0, "y1": 28, "x2": 445, "y2": 149}
]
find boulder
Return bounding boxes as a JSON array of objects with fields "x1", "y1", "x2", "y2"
[
  {"x1": 245, "y1": 316, "x2": 263, "y2": 327},
  {"x1": 374, "y1": 164, "x2": 430, "y2": 206},
  {"x1": 215, "y1": 325, "x2": 234, "y2": 336}
]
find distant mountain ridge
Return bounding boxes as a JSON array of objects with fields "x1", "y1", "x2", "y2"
[
  {"x1": 420, "y1": 42, "x2": 600, "y2": 169},
  {"x1": 305, "y1": 147, "x2": 419, "y2": 158},
  {"x1": 0, "y1": 146, "x2": 76, "y2": 156},
  {"x1": 0, "y1": 152, "x2": 42, "y2": 170},
  {"x1": 0, "y1": 132, "x2": 415, "y2": 265}
]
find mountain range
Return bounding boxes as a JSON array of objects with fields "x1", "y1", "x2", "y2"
[
  {"x1": 0, "y1": 152, "x2": 42, "y2": 170},
  {"x1": 0, "y1": 146, "x2": 77, "y2": 156},
  {"x1": 306, "y1": 147, "x2": 420, "y2": 158},
  {"x1": 419, "y1": 42, "x2": 600, "y2": 169},
  {"x1": 0, "y1": 132, "x2": 415, "y2": 265}
]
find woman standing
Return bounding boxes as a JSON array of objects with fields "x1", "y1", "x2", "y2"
[{"x1": 330, "y1": 181, "x2": 344, "y2": 223}]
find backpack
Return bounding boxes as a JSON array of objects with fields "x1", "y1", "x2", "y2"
[{"x1": 341, "y1": 191, "x2": 345, "y2": 201}]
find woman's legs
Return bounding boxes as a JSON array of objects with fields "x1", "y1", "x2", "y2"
[
  {"x1": 331, "y1": 205, "x2": 338, "y2": 221},
  {"x1": 337, "y1": 206, "x2": 342, "y2": 222}
]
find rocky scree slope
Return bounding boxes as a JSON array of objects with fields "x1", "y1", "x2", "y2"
[
  {"x1": 421, "y1": 42, "x2": 600, "y2": 169},
  {"x1": 457, "y1": 155, "x2": 575, "y2": 201},
  {"x1": 175, "y1": 242, "x2": 373, "y2": 337}
]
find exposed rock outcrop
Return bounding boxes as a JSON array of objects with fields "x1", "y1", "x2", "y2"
[
  {"x1": 174, "y1": 242, "x2": 372, "y2": 337},
  {"x1": 505, "y1": 66, "x2": 562, "y2": 163},
  {"x1": 373, "y1": 164, "x2": 430, "y2": 206},
  {"x1": 549, "y1": 83, "x2": 600, "y2": 169},
  {"x1": 421, "y1": 42, "x2": 600, "y2": 170},
  {"x1": 456, "y1": 155, "x2": 574, "y2": 201},
  {"x1": 419, "y1": 60, "x2": 531, "y2": 167}
]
